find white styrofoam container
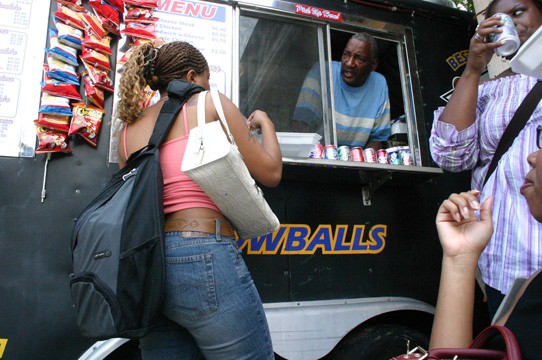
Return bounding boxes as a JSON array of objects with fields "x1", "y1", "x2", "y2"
[
  {"x1": 276, "y1": 132, "x2": 322, "y2": 158},
  {"x1": 510, "y1": 25, "x2": 542, "y2": 80}
]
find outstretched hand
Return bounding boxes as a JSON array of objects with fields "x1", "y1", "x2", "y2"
[{"x1": 436, "y1": 190, "x2": 494, "y2": 259}]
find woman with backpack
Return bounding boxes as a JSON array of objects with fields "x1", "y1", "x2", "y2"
[{"x1": 116, "y1": 40, "x2": 282, "y2": 359}]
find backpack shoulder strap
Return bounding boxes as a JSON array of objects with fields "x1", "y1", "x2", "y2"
[{"x1": 148, "y1": 80, "x2": 205, "y2": 147}]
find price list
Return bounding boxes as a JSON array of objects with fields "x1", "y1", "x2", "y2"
[
  {"x1": 0, "y1": 0, "x2": 50, "y2": 157},
  {"x1": 154, "y1": 0, "x2": 232, "y2": 95}
]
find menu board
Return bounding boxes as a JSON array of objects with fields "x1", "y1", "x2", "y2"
[
  {"x1": 0, "y1": 0, "x2": 51, "y2": 157},
  {"x1": 154, "y1": 0, "x2": 232, "y2": 95}
]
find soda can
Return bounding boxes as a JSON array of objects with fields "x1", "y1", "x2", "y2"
[
  {"x1": 323, "y1": 145, "x2": 338, "y2": 160},
  {"x1": 337, "y1": 145, "x2": 350, "y2": 161},
  {"x1": 309, "y1": 143, "x2": 324, "y2": 159},
  {"x1": 350, "y1": 147, "x2": 364, "y2": 162},
  {"x1": 377, "y1": 149, "x2": 389, "y2": 164},
  {"x1": 363, "y1": 148, "x2": 377, "y2": 163},
  {"x1": 387, "y1": 147, "x2": 401, "y2": 165},
  {"x1": 489, "y1": 13, "x2": 520, "y2": 57},
  {"x1": 399, "y1": 146, "x2": 413, "y2": 166}
]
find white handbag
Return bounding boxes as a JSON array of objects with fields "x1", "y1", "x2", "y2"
[{"x1": 181, "y1": 89, "x2": 280, "y2": 239}]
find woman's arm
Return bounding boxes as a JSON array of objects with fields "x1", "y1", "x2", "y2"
[
  {"x1": 438, "y1": 16, "x2": 504, "y2": 131},
  {"x1": 430, "y1": 191, "x2": 493, "y2": 348},
  {"x1": 212, "y1": 92, "x2": 282, "y2": 188}
]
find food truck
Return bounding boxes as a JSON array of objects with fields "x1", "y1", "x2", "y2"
[{"x1": 0, "y1": 0, "x2": 476, "y2": 358}]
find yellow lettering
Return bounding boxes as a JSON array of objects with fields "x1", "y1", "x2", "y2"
[{"x1": 0, "y1": 339, "x2": 8, "y2": 358}]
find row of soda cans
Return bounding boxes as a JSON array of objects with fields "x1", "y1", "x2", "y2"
[{"x1": 310, "y1": 144, "x2": 413, "y2": 165}]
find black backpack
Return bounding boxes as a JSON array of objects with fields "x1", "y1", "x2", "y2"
[{"x1": 70, "y1": 80, "x2": 204, "y2": 339}]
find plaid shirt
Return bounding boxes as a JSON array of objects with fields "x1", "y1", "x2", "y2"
[{"x1": 430, "y1": 73, "x2": 542, "y2": 294}]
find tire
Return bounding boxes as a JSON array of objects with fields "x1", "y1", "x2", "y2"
[{"x1": 322, "y1": 324, "x2": 429, "y2": 360}]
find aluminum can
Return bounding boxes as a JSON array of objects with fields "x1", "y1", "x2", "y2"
[
  {"x1": 350, "y1": 147, "x2": 364, "y2": 162},
  {"x1": 377, "y1": 149, "x2": 389, "y2": 164},
  {"x1": 387, "y1": 147, "x2": 401, "y2": 165},
  {"x1": 399, "y1": 146, "x2": 413, "y2": 166},
  {"x1": 489, "y1": 13, "x2": 520, "y2": 57},
  {"x1": 363, "y1": 148, "x2": 377, "y2": 163},
  {"x1": 309, "y1": 143, "x2": 324, "y2": 159},
  {"x1": 337, "y1": 145, "x2": 350, "y2": 161},
  {"x1": 323, "y1": 145, "x2": 338, "y2": 160}
]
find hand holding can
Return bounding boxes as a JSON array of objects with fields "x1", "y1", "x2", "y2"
[{"x1": 488, "y1": 13, "x2": 520, "y2": 57}]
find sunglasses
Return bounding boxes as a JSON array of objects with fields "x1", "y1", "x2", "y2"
[{"x1": 538, "y1": 126, "x2": 542, "y2": 149}]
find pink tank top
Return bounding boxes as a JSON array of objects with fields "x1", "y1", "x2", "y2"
[{"x1": 123, "y1": 105, "x2": 220, "y2": 214}]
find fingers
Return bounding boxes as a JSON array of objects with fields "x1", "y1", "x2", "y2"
[
  {"x1": 440, "y1": 190, "x2": 482, "y2": 222},
  {"x1": 479, "y1": 195, "x2": 494, "y2": 224},
  {"x1": 473, "y1": 15, "x2": 504, "y2": 43}
]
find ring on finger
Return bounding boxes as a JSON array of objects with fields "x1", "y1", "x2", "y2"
[{"x1": 474, "y1": 32, "x2": 484, "y2": 42}]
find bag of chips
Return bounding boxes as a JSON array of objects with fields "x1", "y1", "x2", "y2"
[
  {"x1": 83, "y1": 73, "x2": 105, "y2": 109},
  {"x1": 69, "y1": 103, "x2": 104, "y2": 147},
  {"x1": 121, "y1": 22, "x2": 157, "y2": 40},
  {"x1": 42, "y1": 65, "x2": 82, "y2": 100},
  {"x1": 35, "y1": 126, "x2": 71, "y2": 154},
  {"x1": 39, "y1": 93, "x2": 73, "y2": 117},
  {"x1": 34, "y1": 113, "x2": 71, "y2": 133},
  {"x1": 47, "y1": 28, "x2": 79, "y2": 66},
  {"x1": 83, "y1": 33, "x2": 112, "y2": 56},
  {"x1": 46, "y1": 54, "x2": 80, "y2": 85},
  {"x1": 124, "y1": 0, "x2": 158, "y2": 8},
  {"x1": 54, "y1": 18, "x2": 84, "y2": 50},
  {"x1": 54, "y1": 4, "x2": 85, "y2": 30},
  {"x1": 81, "y1": 47, "x2": 111, "y2": 71},
  {"x1": 57, "y1": 0, "x2": 85, "y2": 13},
  {"x1": 81, "y1": 59, "x2": 114, "y2": 92},
  {"x1": 81, "y1": 11, "x2": 107, "y2": 39},
  {"x1": 125, "y1": 7, "x2": 158, "y2": 24}
]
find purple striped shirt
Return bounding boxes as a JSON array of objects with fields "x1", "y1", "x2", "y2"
[{"x1": 430, "y1": 74, "x2": 542, "y2": 294}]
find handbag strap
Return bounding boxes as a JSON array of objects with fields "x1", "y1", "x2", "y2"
[
  {"x1": 483, "y1": 80, "x2": 542, "y2": 186},
  {"x1": 469, "y1": 325, "x2": 521, "y2": 360},
  {"x1": 427, "y1": 325, "x2": 521, "y2": 360},
  {"x1": 148, "y1": 80, "x2": 205, "y2": 147},
  {"x1": 196, "y1": 88, "x2": 235, "y2": 143}
]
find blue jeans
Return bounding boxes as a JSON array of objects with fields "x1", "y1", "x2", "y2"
[{"x1": 139, "y1": 230, "x2": 274, "y2": 360}]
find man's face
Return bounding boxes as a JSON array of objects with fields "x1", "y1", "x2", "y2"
[{"x1": 340, "y1": 38, "x2": 376, "y2": 87}]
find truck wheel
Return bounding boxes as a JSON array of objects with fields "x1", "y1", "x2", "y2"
[{"x1": 323, "y1": 324, "x2": 429, "y2": 360}]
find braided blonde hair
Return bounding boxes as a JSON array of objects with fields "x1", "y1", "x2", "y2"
[{"x1": 116, "y1": 41, "x2": 208, "y2": 123}]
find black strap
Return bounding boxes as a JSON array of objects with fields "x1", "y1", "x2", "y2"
[
  {"x1": 148, "y1": 80, "x2": 205, "y2": 147},
  {"x1": 483, "y1": 80, "x2": 542, "y2": 186}
]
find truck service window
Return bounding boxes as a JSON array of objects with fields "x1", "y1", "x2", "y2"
[
  {"x1": 238, "y1": 13, "x2": 412, "y2": 154},
  {"x1": 238, "y1": 14, "x2": 331, "y2": 139}
]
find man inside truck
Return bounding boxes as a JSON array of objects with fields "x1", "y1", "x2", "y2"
[{"x1": 292, "y1": 32, "x2": 391, "y2": 150}]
